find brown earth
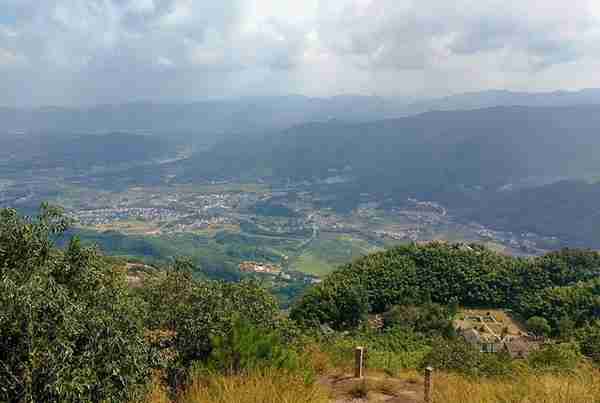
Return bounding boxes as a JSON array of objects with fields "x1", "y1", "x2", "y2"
[{"x1": 319, "y1": 371, "x2": 425, "y2": 403}]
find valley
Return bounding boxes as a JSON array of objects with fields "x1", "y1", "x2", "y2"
[{"x1": 0, "y1": 172, "x2": 561, "y2": 280}]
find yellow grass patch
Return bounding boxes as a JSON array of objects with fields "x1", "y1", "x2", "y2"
[
  {"x1": 178, "y1": 370, "x2": 329, "y2": 403},
  {"x1": 434, "y1": 367, "x2": 600, "y2": 403}
]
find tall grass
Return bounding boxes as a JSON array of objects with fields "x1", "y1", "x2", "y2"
[
  {"x1": 434, "y1": 366, "x2": 600, "y2": 403},
  {"x1": 177, "y1": 370, "x2": 329, "y2": 403}
]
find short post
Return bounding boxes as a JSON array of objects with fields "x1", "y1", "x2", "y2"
[
  {"x1": 424, "y1": 366, "x2": 433, "y2": 403},
  {"x1": 354, "y1": 346, "x2": 365, "y2": 378}
]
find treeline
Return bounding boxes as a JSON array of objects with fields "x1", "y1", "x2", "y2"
[{"x1": 291, "y1": 242, "x2": 600, "y2": 334}]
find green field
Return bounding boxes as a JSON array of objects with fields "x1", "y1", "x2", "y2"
[
  {"x1": 289, "y1": 233, "x2": 382, "y2": 276},
  {"x1": 292, "y1": 253, "x2": 334, "y2": 276}
]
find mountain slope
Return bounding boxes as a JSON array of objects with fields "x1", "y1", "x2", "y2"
[
  {"x1": 1, "y1": 132, "x2": 171, "y2": 171},
  {"x1": 180, "y1": 105, "x2": 600, "y2": 189}
]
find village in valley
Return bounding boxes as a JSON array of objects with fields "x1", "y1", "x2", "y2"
[{"x1": 0, "y1": 176, "x2": 564, "y2": 284}]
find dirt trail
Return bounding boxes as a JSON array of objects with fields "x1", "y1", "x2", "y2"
[{"x1": 319, "y1": 372, "x2": 424, "y2": 403}]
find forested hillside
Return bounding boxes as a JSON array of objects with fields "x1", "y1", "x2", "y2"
[
  {"x1": 0, "y1": 132, "x2": 171, "y2": 172},
  {"x1": 291, "y1": 242, "x2": 600, "y2": 333},
  {"x1": 181, "y1": 106, "x2": 600, "y2": 189},
  {"x1": 462, "y1": 180, "x2": 600, "y2": 246}
]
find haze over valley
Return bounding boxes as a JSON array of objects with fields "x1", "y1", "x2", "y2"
[{"x1": 3, "y1": 93, "x2": 600, "y2": 294}]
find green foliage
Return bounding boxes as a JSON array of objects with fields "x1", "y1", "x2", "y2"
[
  {"x1": 312, "y1": 326, "x2": 431, "y2": 375},
  {"x1": 575, "y1": 322, "x2": 600, "y2": 363},
  {"x1": 291, "y1": 243, "x2": 600, "y2": 335},
  {"x1": 527, "y1": 343, "x2": 582, "y2": 372},
  {"x1": 526, "y1": 317, "x2": 551, "y2": 337},
  {"x1": 0, "y1": 205, "x2": 150, "y2": 402},
  {"x1": 520, "y1": 277, "x2": 600, "y2": 332},
  {"x1": 207, "y1": 318, "x2": 299, "y2": 375},
  {"x1": 137, "y1": 267, "x2": 281, "y2": 387},
  {"x1": 290, "y1": 279, "x2": 370, "y2": 330},
  {"x1": 557, "y1": 317, "x2": 576, "y2": 340},
  {"x1": 382, "y1": 303, "x2": 456, "y2": 337},
  {"x1": 421, "y1": 338, "x2": 512, "y2": 377}
]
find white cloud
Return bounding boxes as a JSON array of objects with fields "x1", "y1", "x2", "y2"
[{"x1": 1, "y1": 0, "x2": 600, "y2": 105}]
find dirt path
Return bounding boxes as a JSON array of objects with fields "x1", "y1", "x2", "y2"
[{"x1": 319, "y1": 372, "x2": 424, "y2": 403}]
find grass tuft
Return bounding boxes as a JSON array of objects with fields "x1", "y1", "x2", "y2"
[{"x1": 177, "y1": 369, "x2": 329, "y2": 403}]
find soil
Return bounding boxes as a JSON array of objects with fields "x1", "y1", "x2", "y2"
[{"x1": 319, "y1": 371, "x2": 425, "y2": 403}]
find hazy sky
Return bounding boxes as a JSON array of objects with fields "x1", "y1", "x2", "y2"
[{"x1": 2, "y1": 0, "x2": 600, "y2": 106}]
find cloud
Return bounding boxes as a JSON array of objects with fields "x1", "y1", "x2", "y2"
[
  {"x1": 317, "y1": 0, "x2": 598, "y2": 71},
  {"x1": 1, "y1": 0, "x2": 600, "y2": 105}
]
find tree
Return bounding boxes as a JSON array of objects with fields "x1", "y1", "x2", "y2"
[
  {"x1": 576, "y1": 322, "x2": 600, "y2": 363},
  {"x1": 290, "y1": 280, "x2": 369, "y2": 330},
  {"x1": 0, "y1": 206, "x2": 150, "y2": 402},
  {"x1": 207, "y1": 317, "x2": 299, "y2": 375},
  {"x1": 382, "y1": 303, "x2": 455, "y2": 338},
  {"x1": 557, "y1": 317, "x2": 576, "y2": 340},
  {"x1": 526, "y1": 316, "x2": 551, "y2": 337}
]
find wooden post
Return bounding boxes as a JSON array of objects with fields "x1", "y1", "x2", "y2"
[
  {"x1": 424, "y1": 366, "x2": 433, "y2": 403},
  {"x1": 354, "y1": 346, "x2": 365, "y2": 378}
]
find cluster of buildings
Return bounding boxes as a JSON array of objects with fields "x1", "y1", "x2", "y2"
[
  {"x1": 239, "y1": 261, "x2": 282, "y2": 275},
  {"x1": 456, "y1": 313, "x2": 543, "y2": 358},
  {"x1": 73, "y1": 207, "x2": 179, "y2": 226}
]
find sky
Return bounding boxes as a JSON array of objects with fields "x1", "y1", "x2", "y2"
[{"x1": 2, "y1": 0, "x2": 600, "y2": 106}]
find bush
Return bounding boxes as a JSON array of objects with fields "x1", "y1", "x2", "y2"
[
  {"x1": 207, "y1": 318, "x2": 300, "y2": 375},
  {"x1": 576, "y1": 323, "x2": 600, "y2": 363},
  {"x1": 421, "y1": 338, "x2": 512, "y2": 377},
  {"x1": 526, "y1": 316, "x2": 551, "y2": 337},
  {"x1": 382, "y1": 303, "x2": 456, "y2": 337},
  {"x1": 137, "y1": 267, "x2": 282, "y2": 387},
  {"x1": 0, "y1": 206, "x2": 150, "y2": 402},
  {"x1": 527, "y1": 343, "x2": 582, "y2": 372},
  {"x1": 290, "y1": 281, "x2": 370, "y2": 330}
]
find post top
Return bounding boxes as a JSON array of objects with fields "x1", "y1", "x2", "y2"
[{"x1": 425, "y1": 366, "x2": 434, "y2": 372}]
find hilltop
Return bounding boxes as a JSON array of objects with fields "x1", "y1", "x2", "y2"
[{"x1": 2, "y1": 206, "x2": 599, "y2": 402}]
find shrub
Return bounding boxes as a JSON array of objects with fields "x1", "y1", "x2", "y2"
[
  {"x1": 290, "y1": 280, "x2": 370, "y2": 330},
  {"x1": 382, "y1": 303, "x2": 455, "y2": 337},
  {"x1": 421, "y1": 338, "x2": 482, "y2": 375},
  {"x1": 207, "y1": 317, "x2": 300, "y2": 375},
  {"x1": 0, "y1": 206, "x2": 150, "y2": 402},
  {"x1": 420, "y1": 338, "x2": 512, "y2": 377},
  {"x1": 526, "y1": 316, "x2": 551, "y2": 337},
  {"x1": 527, "y1": 343, "x2": 582, "y2": 372},
  {"x1": 137, "y1": 267, "x2": 282, "y2": 388},
  {"x1": 576, "y1": 322, "x2": 600, "y2": 363}
]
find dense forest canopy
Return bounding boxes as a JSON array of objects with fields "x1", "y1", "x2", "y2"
[{"x1": 291, "y1": 242, "x2": 600, "y2": 332}]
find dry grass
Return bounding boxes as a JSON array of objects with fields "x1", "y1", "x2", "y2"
[
  {"x1": 143, "y1": 373, "x2": 171, "y2": 403},
  {"x1": 177, "y1": 370, "x2": 329, "y2": 403},
  {"x1": 145, "y1": 367, "x2": 600, "y2": 403},
  {"x1": 434, "y1": 367, "x2": 600, "y2": 403}
]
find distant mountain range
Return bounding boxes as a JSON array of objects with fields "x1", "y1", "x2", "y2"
[
  {"x1": 180, "y1": 105, "x2": 600, "y2": 188},
  {"x1": 0, "y1": 132, "x2": 171, "y2": 172},
  {"x1": 406, "y1": 88, "x2": 600, "y2": 112},
  {"x1": 4, "y1": 88, "x2": 600, "y2": 144}
]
